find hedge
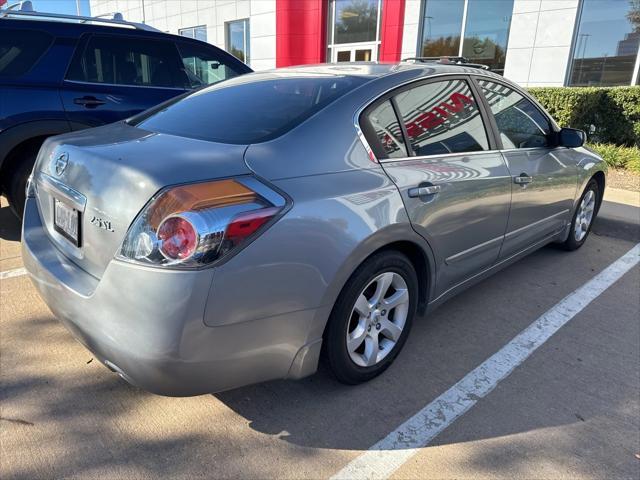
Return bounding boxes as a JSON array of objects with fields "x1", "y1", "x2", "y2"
[
  {"x1": 588, "y1": 143, "x2": 640, "y2": 174},
  {"x1": 528, "y1": 86, "x2": 640, "y2": 147}
]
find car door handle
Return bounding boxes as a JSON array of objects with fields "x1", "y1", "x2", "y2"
[
  {"x1": 73, "y1": 96, "x2": 106, "y2": 108},
  {"x1": 408, "y1": 185, "x2": 441, "y2": 198},
  {"x1": 513, "y1": 173, "x2": 533, "y2": 185}
]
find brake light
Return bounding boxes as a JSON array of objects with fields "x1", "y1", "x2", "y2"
[
  {"x1": 118, "y1": 178, "x2": 286, "y2": 268},
  {"x1": 157, "y1": 216, "x2": 198, "y2": 260}
]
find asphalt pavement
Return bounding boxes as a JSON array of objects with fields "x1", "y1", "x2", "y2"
[{"x1": 1, "y1": 190, "x2": 638, "y2": 479}]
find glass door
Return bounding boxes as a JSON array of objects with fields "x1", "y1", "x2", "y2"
[
  {"x1": 333, "y1": 43, "x2": 378, "y2": 62},
  {"x1": 328, "y1": 0, "x2": 382, "y2": 62}
]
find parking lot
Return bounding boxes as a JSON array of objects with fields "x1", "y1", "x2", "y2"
[{"x1": 1, "y1": 190, "x2": 639, "y2": 479}]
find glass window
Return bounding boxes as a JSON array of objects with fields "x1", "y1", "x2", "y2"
[
  {"x1": 420, "y1": 0, "x2": 465, "y2": 57},
  {"x1": 569, "y1": 0, "x2": 640, "y2": 86},
  {"x1": 226, "y1": 19, "x2": 250, "y2": 63},
  {"x1": 0, "y1": 29, "x2": 53, "y2": 77},
  {"x1": 461, "y1": 0, "x2": 514, "y2": 74},
  {"x1": 176, "y1": 42, "x2": 243, "y2": 88},
  {"x1": 330, "y1": 0, "x2": 380, "y2": 44},
  {"x1": 394, "y1": 79, "x2": 489, "y2": 156},
  {"x1": 66, "y1": 35, "x2": 187, "y2": 88},
  {"x1": 179, "y1": 26, "x2": 207, "y2": 42},
  {"x1": 366, "y1": 100, "x2": 407, "y2": 158},
  {"x1": 135, "y1": 74, "x2": 369, "y2": 144},
  {"x1": 478, "y1": 80, "x2": 551, "y2": 149}
]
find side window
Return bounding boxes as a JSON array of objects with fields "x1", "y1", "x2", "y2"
[
  {"x1": 478, "y1": 80, "x2": 552, "y2": 149},
  {"x1": 394, "y1": 79, "x2": 489, "y2": 156},
  {"x1": 0, "y1": 29, "x2": 53, "y2": 77},
  {"x1": 66, "y1": 35, "x2": 188, "y2": 88},
  {"x1": 176, "y1": 42, "x2": 242, "y2": 88},
  {"x1": 365, "y1": 100, "x2": 407, "y2": 159}
]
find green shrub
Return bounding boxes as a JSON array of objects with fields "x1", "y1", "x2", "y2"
[
  {"x1": 588, "y1": 143, "x2": 640, "y2": 173},
  {"x1": 528, "y1": 87, "x2": 640, "y2": 147}
]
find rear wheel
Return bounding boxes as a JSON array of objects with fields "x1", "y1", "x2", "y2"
[
  {"x1": 563, "y1": 179, "x2": 599, "y2": 251},
  {"x1": 325, "y1": 250, "x2": 418, "y2": 384}
]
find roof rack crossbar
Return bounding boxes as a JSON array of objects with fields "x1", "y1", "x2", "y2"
[
  {"x1": 402, "y1": 56, "x2": 490, "y2": 70},
  {"x1": 0, "y1": 9, "x2": 160, "y2": 32}
]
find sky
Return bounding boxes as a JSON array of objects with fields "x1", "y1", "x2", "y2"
[{"x1": 6, "y1": 0, "x2": 91, "y2": 16}]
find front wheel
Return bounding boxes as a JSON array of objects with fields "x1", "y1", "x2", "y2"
[
  {"x1": 324, "y1": 250, "x2": 418, "y2": 384},
  {"x1": 563, "y1": 179, "x2": 599, "y2": 251}
]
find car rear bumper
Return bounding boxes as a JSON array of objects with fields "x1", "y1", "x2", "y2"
[{"x1": 21, "y1": 198, "x2": 322, "y2": 396}]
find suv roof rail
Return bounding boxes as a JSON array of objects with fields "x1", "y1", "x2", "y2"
[
  {"x1": 403, "y1": 56, "x2": 491, "y2": 71},
  {"x1": 0, "y1": 4, "x2": 160, "y2": 32}
]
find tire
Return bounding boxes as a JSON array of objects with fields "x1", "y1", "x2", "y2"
[
  {"x1": 563, "y1": 179, "x2": 599, "y2": 251},
  {"x1": 324, "y1": 250, "x2": 418, "y2": 385},
  {"x1": 5, "y1": 147, "x2": 38, "y2": 220}
]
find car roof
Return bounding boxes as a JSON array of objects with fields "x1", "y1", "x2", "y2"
[
  {"x1": 0, "y1": 16, "x2": 185, "y2": 42},
  {"x1": 264, "y1": 62, "x2": 505, "y2": 81}
]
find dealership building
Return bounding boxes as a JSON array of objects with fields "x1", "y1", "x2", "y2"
[{"x1": 89, "y1": 0, "x2": 640, "y2": 87}]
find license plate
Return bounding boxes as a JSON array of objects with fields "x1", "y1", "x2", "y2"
[{"x1": 54, "y1": 198, "x2": 81, "y2": 247}]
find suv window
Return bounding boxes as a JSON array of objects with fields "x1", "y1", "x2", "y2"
[
  {"x1": 394, "y1": 79, "x2": 489, "y2": 156},
  {"x1": 66, "y1": 35, "x2": 188, "y2": 88},
  {"x1": 134, "y1": 74, "x2": 369, "y2": 144},
  {"x1": 478, "y1": 80, "x2": 552, "y2": 149},
  {"x1": 0, "y1": 29, "x2": 53, "y2": 77},
  {"x1": 176, "y1": 42, "x2": 242, "y2": 88},
  {"x1": 365, "y1": 100, "x2": 408, "y2": 159}
]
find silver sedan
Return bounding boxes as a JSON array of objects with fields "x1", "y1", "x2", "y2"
[{"x1": 22, "y1": 63, "x2": 606, "y2": 395}]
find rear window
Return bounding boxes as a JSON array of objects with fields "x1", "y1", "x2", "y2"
[
  {"x1": 134, "y1": 74, "x2": 369, "y2": 144},
  {"x1": 0, "y1": 28, "x2": 53, "y2": 77}
]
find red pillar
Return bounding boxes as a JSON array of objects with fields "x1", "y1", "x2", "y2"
[
  {"x1": 276, "y1": 0, "x2": 328, "y2": 67},
  {"x1": 379, "y1": 0, "x2": 406, "y2": 62}
]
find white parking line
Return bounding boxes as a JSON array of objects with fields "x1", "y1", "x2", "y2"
[
  {"x1": 0, "y1": 267, "x2": 27, "y2": 280},
  {"x1": 331, "y1": 243, "x2": 640, "y2": 480}
]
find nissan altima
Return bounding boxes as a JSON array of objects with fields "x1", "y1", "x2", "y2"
[{"x1": 22, "y1": 63, "x2": 606, "y2": 396}]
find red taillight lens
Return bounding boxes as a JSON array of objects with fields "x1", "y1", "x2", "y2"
[
  {"x1": 225, "y1": 207, "x2": 280, "y2": 246},
  {"x1": 118, "y1": 177, "x2": 287, "y2": 268},
  {"x1": 157, "y1": 216, "x2": 198, "y2": 260}
]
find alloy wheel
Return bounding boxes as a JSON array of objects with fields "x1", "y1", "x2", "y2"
[
  {"x1": 574, "y1": 189, "x2": 596, "y2": 242},
  {"x1": 346, "y1": 272, "x2": 410, "y2": 367}
]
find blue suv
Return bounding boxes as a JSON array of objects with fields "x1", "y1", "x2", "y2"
[{"x1": 0, "y1": 8, "x2": 252, "y2": 217}]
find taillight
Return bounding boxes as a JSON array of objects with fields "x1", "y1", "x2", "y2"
[{"x1": 118, "y1": 177, "x2": 286, "y2": 268}]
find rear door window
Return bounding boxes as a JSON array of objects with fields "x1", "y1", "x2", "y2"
[
  {"x1": 176, "y1": 41, "x2": 244, "y2": 88},
  {"x1": 0, "y1": 29, "x2": 53, "y2": 77},
  {"x1": 66, "y1": 35, "x2": 188, "y2": 88},
  {"x1": 134, "y1": 74, "x2": 368, "y2": 144},
  {"x1": 477, "y1": 80, "x2": 552, "y2": 149},
  {"x1": 394, "y1": 79, "x2": 489, "y2": 156},
  {"x1": 364, "y1": 100, "x2": 408, "y2": 159}
]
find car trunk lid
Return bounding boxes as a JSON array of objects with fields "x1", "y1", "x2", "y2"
[{"x1": 33, "y1": 122, "x2": 251, "y2": 279}]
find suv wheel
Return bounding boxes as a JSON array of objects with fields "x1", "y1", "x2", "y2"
[
  {"x1": 5, "y1": 146, "x2": 38, "y2": 219},
  {"x1": 325, "y1": 250, "x2": 418, "y2": 384}
]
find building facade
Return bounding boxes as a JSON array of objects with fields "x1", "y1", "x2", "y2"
[{"x1": 89, "y1": 0, "x2": 640, "y2": 87}]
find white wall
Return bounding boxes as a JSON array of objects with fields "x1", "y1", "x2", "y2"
[
  {"x1": 89, "y1": 0, "x2": 277, "y2": 70},
  {"x1": 504, "y1": 0, "x2": 580, "y2": 86},
  {"x1": 400, "y1": 0, "x2": 421, "y2": 61}
]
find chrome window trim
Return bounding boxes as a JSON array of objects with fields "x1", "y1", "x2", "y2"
[
  {"x1": 379, "y1": 148, "x2": 503, "y2": 164},
  {"x1": 63, "y1": 79, "x2": 186, "y2": 91}
]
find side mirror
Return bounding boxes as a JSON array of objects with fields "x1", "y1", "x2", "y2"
[{"x1": 559, "y1": 127, "x2": 586, "y2": 148}]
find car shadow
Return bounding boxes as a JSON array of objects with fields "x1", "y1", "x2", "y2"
[{"x1": 213, "y1": 236, "x2": 637, "y2": 452}]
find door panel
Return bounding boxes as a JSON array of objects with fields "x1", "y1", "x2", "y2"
[
  {"x1": 61, "y1": 34, "x2": 188, "y2": 127},
  {"x1": 500, "y1": 148, "x2": 577, "y2": 255},
  {"x1": 383, "y1": 153, "x2": 511, "y2": 295},
  {"x1": 365, "y1": 78, "x2": 511, "y2": 296},
  {"x1": 475, "y1": 79, "x2": 578, "y2": 258}
]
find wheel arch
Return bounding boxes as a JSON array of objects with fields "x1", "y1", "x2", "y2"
[
  {"x1": 310, "y1": 224, "x2": 436, "y2": 345},
  {"x1": 0, "y1": 120, "x2": 73, "y2": 191}
]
